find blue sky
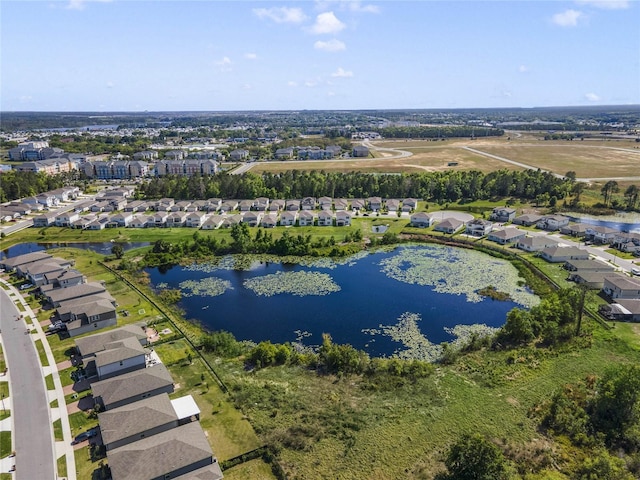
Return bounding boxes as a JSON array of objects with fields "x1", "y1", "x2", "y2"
[{"x1": 1, "y1": 0, "x2": 638, "y2": 111}]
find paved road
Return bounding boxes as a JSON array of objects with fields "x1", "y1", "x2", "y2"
[{"x1": 0, "y1": 290, "x2": 55, "y2": 480}]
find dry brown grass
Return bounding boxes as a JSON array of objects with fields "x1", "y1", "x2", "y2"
[
  {"x1": 250, "y1": 147, "x2": 520, "y2": 174},
  {"x1": 472, "y1": 142, "x2": 640, "y2": 178}
]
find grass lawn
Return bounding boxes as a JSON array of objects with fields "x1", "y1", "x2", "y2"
[
  {"x1": 56, "y1": 455, "x2": 68, "y2": 479},
  {"x1": 68, "y1": 411, "x2": 97, "y2": 438},
  {"x1": 53, "y1": 419, "x2": 63, "y2": 441},
  {"x1": 34, "y1": 339, "x2": 50, "y2": 367},
  {"x1": 50, "y1": 399, "x2": 58, "y2": 408},
  {"x1": 166, "y1": 357, "x2": 263, "y2": 462},
  {"x1": 44, "y1": 374, "x2": 55, "y2": 390},
  {"x1": 0, "y1": 383, "x2": 9, "y2": 399},
  {"x1": 223, "y1": 458, "x2": 277, "y2": 480},
  {"x1": 0, "y1": 345, "x2": 5, "y2": 373},
  {"x1": 0, "y1": 432, "x2": 11, "y2": 459},
  {"x1": 0, "y1": 411, "x2": 9, "y2": 421}
]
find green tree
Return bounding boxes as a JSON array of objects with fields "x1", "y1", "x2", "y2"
[
  {"x1": 497, "y1": 308, "x2": 534, "y2": 346},
  {"x1": 576, "y1": 450, "x2": 635, "y2": 480},
  {"x1": 111, "y1": 243, "x2": 124, "y2": 259},
  {"x1": 601, "y1": 180, "x2": 619, "y2": 206},
  {"x1": 624, "y1": 184, "x2": 639, "y2": 210},
  {"x1": 230, "y1": 222, "x2": 252, "y2": 253},
  {"x1": 589, "y1": 364, "x2": 640, "y2": 450},
  {"x1": 437, "y1": 433, "x2": 509, "y2": 480}
]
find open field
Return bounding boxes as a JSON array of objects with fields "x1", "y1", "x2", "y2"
[
  {"x1": 250, "y1": 147, "x2": 519, "y2": 174},
  {"x1": 466, "y1": 143, "x2": 640, "y2": 179}
]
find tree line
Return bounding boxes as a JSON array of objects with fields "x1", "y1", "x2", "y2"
[
  {"x1": 139, "y1": 169, "x2": 571, "y2": 204},
  {"x1": 0, "y1": 170, "x2": 69, "y2": 203},
  {"x1": 374, "y1": 125, "x2": 504, "y2": 139}
]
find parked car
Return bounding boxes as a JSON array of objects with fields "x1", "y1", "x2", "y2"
[
  {"x1": 631, "y1": 267, "x2": 640, "y2": 276},
  {"x1": 19, "y1": 283, "x2": 33, "y2": 290},
  {"x1": 71, "y1": 428, "x2": 97, "y2": 445},
  {"x1": 48, "y1": 322, "x2": 66, "y2": 333}
]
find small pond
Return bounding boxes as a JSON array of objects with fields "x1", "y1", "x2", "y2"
[
  {"x1": 147, "y1": 245, "x2": 538, "y2": 359},
  {"x1": 0, "y1": 242, "x2": 150, "y2": 260}
]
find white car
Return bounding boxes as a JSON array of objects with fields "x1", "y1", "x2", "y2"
[
  {"x1": 20, "y1": 283, "x2": 33, "y2": 290},
  {"x1": 631, "y1": 267, "x2": 640, "y2": 276}
]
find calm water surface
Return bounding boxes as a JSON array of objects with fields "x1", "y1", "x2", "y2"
[{"x1": 147, "y1": 247, "x2": 525, "y2": 357}]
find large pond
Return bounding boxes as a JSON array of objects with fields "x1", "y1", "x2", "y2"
[{"x1": 147, "y1": 245, "x2": 538, "y2": 359}]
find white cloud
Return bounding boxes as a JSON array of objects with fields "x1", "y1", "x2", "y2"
[
  {"x1": 315, "y1": 1, "x2": 380, "y2": 14},
  {"x1": 242, "y1": 84, "x2": 252, "y2": 90},
  {"x1": 518, "y1": 65, "x2": 529, "y2": 73},
  {"x1": 287, "y1": 81, "x2": 298, "y2": 87},
  {"x1": 106, "y1": 81, "x2": 114, "y2": 88},
  {"x1": 309, "y1": 12, "x2": 346, "y2": 34},
  {"x1": 585, "y1": 92, "x2": 601, "y2": 101},
  {"x1": 575, "y1": 0, "x2": 629, "y2": 9},
  {"x1": 244, "y1": 53, "x2": 257, "y2": 60},
  {"x1": 215, "y1": 56, "x2": 232, "y2": 72},
  {"x1": 65, "y1": 0, "x2": 111, "y2": 11},
  {"x1": 314, "y1": 39, "x2": 346, "y2": 52},
  {"x1": 253, "y1": 7, "x2": 307, "y2": 23},
  {"x1": 305, "y1": 80, "x2": 318, "y2": 87},
  {"x1": 552, "y1": 9, "x2": 584, "y2": 27},
  {"x1": 331, "y1": 67, "x2": 353, "y2": 78}
]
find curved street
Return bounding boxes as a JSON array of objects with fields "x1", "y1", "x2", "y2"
[{"x1": 0, "y1": 289, "x2": 55, "y2": 480}]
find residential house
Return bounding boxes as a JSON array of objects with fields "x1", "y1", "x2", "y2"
[
  {"x1": 490, "y1": 207, "x2": 517, "y2": 222},
  {"x1": 167, "y1": 211, "x2": 188, "y2": 227},
  {"x1": 386, "y1": 199, "x2": 400, "y2": 212},
  {"x1": 261, "y1": 214, "x2": 278, "y2": 228},
  {"x1": 229, "y1": 149, "x2": 249, "y2": 161},
  {"x1": 334, "y1": 198, "x2": 349, "y2": 211},
  {"x1": 512, "y1": 213, "x2": 543, "y2": 227},
  {"x1": 298, "y1": 210, "x2": 315, "y2": 226},
  {"x1": 55, "y1": 211, "x2": 80, "y2": 227},
  {"x1": 82, "y1": 335, "x2": 148, "y2": 380},
  {"x1": 106, "y1": 422, "x2": 221, "y2": 480},
  {"x1": 465, "y1": 219, "x2": 493, "y2": 237},
  {"x1": 111, "y1": 212, "x2": 133, "y2": 228},
  {"x1": 242, "y1": 211, "x2": 263, "y2": 227},
  {"x1": 24, "y1": 258, "x2": 72, "y2": 286},
  {"x1": 487, "y1": 227, "x2": 527, "y2": 245},
  {"x1": 46, "y1": 268, "x2": 85, "y2": 289},
  {"x1": 336, "y1": 210, "x2": 352, "y2": 227},
  {"x1": 61, "y1": 297, "x2": 118, "y2": 337},
  {"x1": 569, "y1": 271, "x2": 619, "y2": 289},
  {"x1": 285, "y1": 199, "x2": 300, "y2": 211},
  {"x1": 46, "y1": 281, "x2": 107, "y2": 307},
  {"x1": 585, "y1": 225, "x2": 619, "y2": 244},
  {"x1": 123, "y1": 200, "x2": 147, "y2": 213},
  {"x1": 434, "y1": 218, "x2": 464, "y2": 234},
  {"x1": 185, "y1": 211, "x2": 207, "y2": 228},
  {"x1": 205, "y1": 198, "x2": 222, "y2": 212},
  {"x1": 275, "y1": 147, "x2": 294, "y2": 159},
  {"x1": 86, "y1": 216, "x2": 111, "y2": 230},
  {"x1": 564, "y1": 259, "x2": 616, "y2": 272},
  {"x1": 560, "y1": 223, "x2": 588, "y2": 238},
  {"x1": 603, "y1": 274, "x2": 640, "y2": 300},
  {"x1": 367, "y1": 197, "x2": 383, "y2": 212},
  {"x1": 154, "y1": 198, "x2": 175, "y2": 212},
  {"x1": 201, "y1": 215, "x2": 224, "y2": 230},
  {"x1": 33, "y1": 212, "x2": 57, "y2": 227},
  {"x1": 351, "y1": 199, "x2": 365, "y2": 212},
  {"x1": 352, "y1": 145, "x2": 370, "y2": 157},
  {"x1": 220, "y1": 200, "x2": 239, "y2": 213},
  {"x1": 301, "y1": 197, "x2": 316, "y2": 211},
  {"x1": 238, "y1": 200, "x2": 253, "y2": 212},
  {"x1": 170, "y1": 201, "x2": 192, "y2": 212},
  {"x1": 602, "y1": 299, "x2": 640, "y2": 322},
  {"x1": 129, "y1": 214, "x2": 149, "y2": 229},
  {"x1": 280, "y1": 211, "x2": 297, "y2": 227},
  {"x1": 99, "y1": 393, "x2": 179, "y2": 451},
  {"x1": 0, "y1": 252, "x2": 53, "y2": 272},
  {"x1": 36, "y1": 193, "x2": 58, "y2": 208},
  {"x1": 220, "y1": 214, "x2": 242, "y2": 228},
  {"x1": 318, "y1": 196, "x2": 333, "y2": 210},
  {"x1": 410, "y1": 212, "x2": 435, "y2": 228},
  {"x1": 268, "y1": 199, "x2": 285, "y2": 212},
  {"x1": 318, "y1": 210, "x2": 334, "y2": 227},
  {"x1": 612, "y1": 232, "x2": 640, "y2": 253},
  {"x1": 516, "y1": 235, "x2": 559, "y2": 252},
  {"x1": 540, "y1": 246, "x2": 589, "y2": 263},
  {"x1": 537, "y1": 215, "x2": 570, "y2": 231},
  {"x1": 402, "y1": 198, "x2": 418, "y2": 212},
  {"x1": 151, "y1": 211, "x2": 169, "y2": 228},
  {"x1": 187, "y1": 200, "x2": 207, "y2": 212},
  {"x1": 92, "y1": 363, "x2": 174, "y2": 411},
  {"x1": 253, "y1": 197, "x2": 270, "y2": 211}
]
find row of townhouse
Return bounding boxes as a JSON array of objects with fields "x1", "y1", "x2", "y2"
[
  {"x1": 73, "y1": 326, "x2": 223, "y2": 479},
  {"x1": 0, "y1": 251, "x2": 116, "y2": 337},
  {"x1": 275, "y1": 145, "x2": 343, "y2": 160},
  {"x1": 1, "y1": 187, "x2": 81, "y2": 221},
  {"x1": 81, "y1": 158, "x2": 219, "y2": 179}
]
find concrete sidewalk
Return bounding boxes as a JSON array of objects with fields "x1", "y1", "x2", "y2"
[{"x1": 0, "y1": 278, "x2": 77, "y2": 480}]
